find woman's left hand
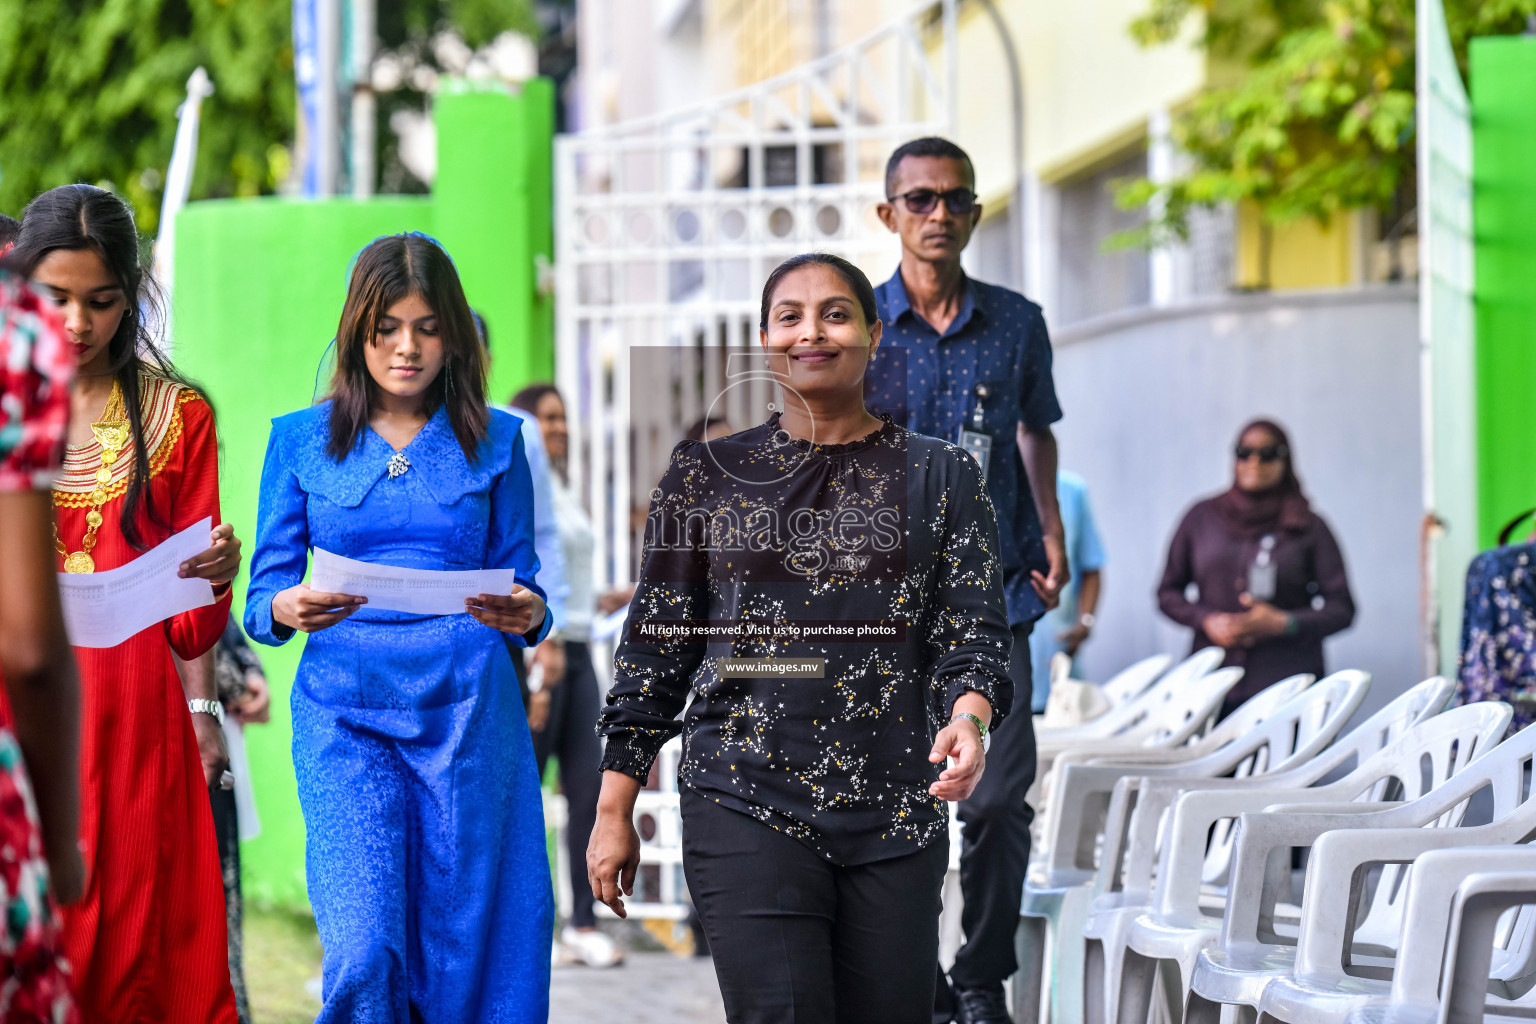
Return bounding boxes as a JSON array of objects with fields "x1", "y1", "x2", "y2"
[
  {"x1": 466, "y1": 584, "x2": 546, "y2": 636},
  {"x1": 191, "y1": 710, "x2": 231, "y2": 791},
  {"x1": 1238, "y1": 593, "x2": 1292, "y2": 641},
  {"x1": 179, "y1": 522, "x2": 242, "y2": 585},
  {"x1": 233, "y1": 673, "x2": 271, "y2": 725},
  {"x1": 928, "y1": 718, "x2": 987, "y2": 802}
]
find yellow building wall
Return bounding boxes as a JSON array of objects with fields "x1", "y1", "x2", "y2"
[
  {"x1": 708, "y1": 0, "x2": 806, "y2": 88},
  {"x1": 1234, "y1": 203, "x2": 1361, "y2": 289},
  {"x1": 945, "y1": 0, "x2": 1207, "y2": 198}
]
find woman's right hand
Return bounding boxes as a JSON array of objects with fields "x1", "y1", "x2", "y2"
[
  {"x1": 272, "y1": 584, "x2": 366, "y2": 634},
  {"x1": 1202, "y1": 612, "x2": 1248, "y2": 649},
  {"x1": 588, "y1": 773, "x2": 643, "y2": 918}
]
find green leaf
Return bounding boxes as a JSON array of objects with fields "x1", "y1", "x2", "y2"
[{"x1": 1118, "y1": 0, "x2": 1536, "y2": 245}]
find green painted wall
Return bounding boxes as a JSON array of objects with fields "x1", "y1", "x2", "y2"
[
  {"x1": 435, "y1": 77, "x2": 556, "y2": 402},
  {"x1": 1472, "y1": 37, "x2": 1536, "y2": 547},
  {"x1": 171, "y1": 81, "x2": 555, "y2": 908}
]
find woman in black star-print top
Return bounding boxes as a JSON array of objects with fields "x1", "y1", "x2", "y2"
[{"x1": 589, "y1": 253, "x2": 1013, "y2": 1023}]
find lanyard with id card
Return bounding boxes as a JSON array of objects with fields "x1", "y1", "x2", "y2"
[{"x1": 958, "y1": 383, "x2": 993, "y2": 477}]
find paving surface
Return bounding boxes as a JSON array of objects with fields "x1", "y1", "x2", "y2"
[{"x1": 550, "y1": 953, "x2": 726, "y2": 1023}]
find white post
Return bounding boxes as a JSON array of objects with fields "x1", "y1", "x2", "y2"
[
  {"x1": 152, "y1": 66, "x2": 215, "y2": 353},
  {"x1": 351, "y1": 0, "x2": 376, "y2": 198},
  {"x1": 316, "y1": 0, "x2": 342, "y2": 196},
  {"x1": 1148, "y1": 105, "x2": 1176, "y2": 307}
]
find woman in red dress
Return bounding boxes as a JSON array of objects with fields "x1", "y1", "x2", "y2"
[{"x1": 6, "y1": 185, "x2": 242, "y2": 1022}]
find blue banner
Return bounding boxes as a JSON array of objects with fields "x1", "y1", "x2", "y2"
[{"x1": 293, "y1": 0, "x2": 320, "y2": 196}]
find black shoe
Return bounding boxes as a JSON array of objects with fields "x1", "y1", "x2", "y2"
[{"x1": 953, "y1": 984, "x2": 1012, "y2": 1024}]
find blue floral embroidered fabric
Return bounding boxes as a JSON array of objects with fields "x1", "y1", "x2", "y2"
[
  {"x1": 1457, "y1": 543, "x2": 1536, "y2": 734},
  {"x1": 245, "y1": 402, "x2": 553, "y2": 1023}
]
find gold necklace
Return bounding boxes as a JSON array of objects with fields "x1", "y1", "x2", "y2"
[{"x1": 55, "y1": 381, "x2": 130, "y2": 574}]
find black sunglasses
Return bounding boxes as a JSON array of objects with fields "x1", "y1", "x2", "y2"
[
  {"x1": 887, "y1": 187, "x2": 978, "y2": 216},
  {"x1": 1234, "y1": 444, "x2": 1288, "y2": 463}
]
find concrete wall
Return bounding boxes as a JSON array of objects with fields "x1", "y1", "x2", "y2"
[{"x1": 1050, "y1": 286, "x2": 1423, "y2": 721}]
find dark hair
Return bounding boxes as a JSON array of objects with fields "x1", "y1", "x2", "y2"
[
  {"x1": 471, "y1": 308, "x2": 489, "y2": 349},
  {"x1": 758, "y1": 252, "x2": 878, "y2": 332},
  {"x1": 0, "y1": 214, "x2": 18, "y2": 249},
  {"x1": 326, "y1": 234, "x2": 489, "y2": 461},
  {"x1": 510, "y1": 383, "x2": 560, "y2": 415},
  {"x1": 4, "y1": 185, "x2": 194, "y2": 549},
  {"x1": 683, "y1": 415, "x2": 732, "y2": 443},
  {"x1": 884, "y1": 136, "x2": 976, "y2": 197}
]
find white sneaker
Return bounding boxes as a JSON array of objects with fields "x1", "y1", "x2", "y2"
[{"x1": 560, "y1": 926, "x2": 624, "y2": 967}]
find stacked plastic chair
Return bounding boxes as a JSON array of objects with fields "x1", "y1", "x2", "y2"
[
  {"x1": 1189, "y1": 704, "x2": 1536, "y2": 1022},
  {"x1": 1016, "y1": 668, "x2": 1373, "y2": 1023},
  {"x1": 1072, "y1": 676, "x2": 1453, "y2": 1024},
  {"x1": 1030, "y1": 649, "x2": 1233, "y2": 822},
  {"x1": 1344, "y1": 845, "x2": 1536, "y2": 1024},
  {"x1": 1106, "y1": 700, "x2": 1510, "y2": 1024}
]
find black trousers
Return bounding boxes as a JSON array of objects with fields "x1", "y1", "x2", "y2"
[
  {"x1": 947, "y1": 622, "x2": 1037, "y2": 991},
  {"x1": 209, "y1": 782, "x2": 251, "y2": 1024},
  {"x1": 682, "y1": 788, "x2": 949, "y2": 1024},
  {"x1": 530, "y1": 639, "x2": 604, "y2": 929}
]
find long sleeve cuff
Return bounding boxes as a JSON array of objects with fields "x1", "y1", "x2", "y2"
[
  {"x1": 244, "y1": 592, "x2": 295, "y2": 647},
  {"x1": 598, "y1": 735, "x2": 660, "y2": 781},
  {"x1": 944, "y1": 669, "x2": 1013, "y2": 729},
  {"x1": 1160, "y1": 596, "x2": 1216, "y2": 633},
  {"x1": 504, "y1": 600, "x2": 554, "y2": 649}
]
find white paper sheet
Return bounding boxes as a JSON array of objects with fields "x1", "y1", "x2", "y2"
[
  {"x1": 57, "y1": 517, "x2": 217, "y2": 649},
  {"x1": 309, "y1": 548, "x2": 517, "y2": 616}
]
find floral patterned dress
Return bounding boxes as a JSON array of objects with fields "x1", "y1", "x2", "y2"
[
  {"x1": 0, "y1": 270, "x2": 81, "y2": 1023},
  {"x1": 1456, "y1": 543, "x2": 1536, "y2": 733}
]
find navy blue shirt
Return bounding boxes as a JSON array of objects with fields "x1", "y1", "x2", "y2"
[{"x1": 865, "y1": 270, "x2": 1063, "y2": 625}]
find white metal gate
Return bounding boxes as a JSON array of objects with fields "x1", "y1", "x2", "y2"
[{"x1": 555, "y1": 0, "x2": 959, "y2": 600}]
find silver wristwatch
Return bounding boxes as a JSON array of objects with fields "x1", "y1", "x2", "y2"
[{"x1": 188, "y1": 698, "x2": 225, "y2": 726}]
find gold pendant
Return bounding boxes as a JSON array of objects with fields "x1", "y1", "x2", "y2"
[
  {"x1": 63, "y1": 551, "x2": 95, "y2": 574},
  {"x1": 90, "y1": 421, "x2": 129, "y2": 453}
]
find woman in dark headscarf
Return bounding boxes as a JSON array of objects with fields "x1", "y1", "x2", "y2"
[{"x1": 1157, "y1": 419, "x2": 1356, "y2": 716}]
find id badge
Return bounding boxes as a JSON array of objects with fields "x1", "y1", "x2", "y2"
[
  {"x1": 958, "y1": 429, "x2": 992, "y2": 476},
  {"x1": 1247, "y1": 560, "x2": 1277, "y2": 601}
]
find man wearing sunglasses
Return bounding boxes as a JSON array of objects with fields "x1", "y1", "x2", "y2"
[{"x1": 864, "y1": 136, "x2": 1066, "y2": 1024}]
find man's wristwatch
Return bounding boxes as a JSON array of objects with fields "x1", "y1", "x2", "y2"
[
  {"x1": 1078, "y1": 612, "x2": 1097, "y2": 629},
  {"x1": 188, "y1": 698, "x2": 225, "y2": 727},
  {"x1": 952, "y1": 711, "x2": 991, "y2": 752}
]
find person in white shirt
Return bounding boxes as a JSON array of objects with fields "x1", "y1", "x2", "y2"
[{"x1": 511, "y1": 382, "x2": 624, "y2": 969}]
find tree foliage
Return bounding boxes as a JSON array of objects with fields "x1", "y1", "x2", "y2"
[
  {"x1": 0, "y1": 0, "x2": 296, "y2": 235},
  {"x1": 0, "y1": 0, "x2": 537, "y2": 235},
  {"x1": 1117, "y1": 0, "x2": 1536, "y2": 244}
]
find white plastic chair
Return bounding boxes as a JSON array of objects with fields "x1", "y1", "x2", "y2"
[
  {"x1": 1198, "y1": 714, "x2": 1536, "y2": 1023},
  {"x1": 1042, "y1": 672, "x2": 1340, "y2": 888},
  {"x1": 1035, "y1": 648, "x2": 1226, "y2": 754},
  {"x1": 1111, "y1": 700, "x2": 1512, "y2": 1024},
  {"x1": 1076, "y1": 677, "x2": 1454, "y2": 1024},
  {"x1": 1014, "y1": 670, "x2": 1364, "y2": 1024},
  {"x1": 1036, "y1": 652, "x2": 1173, "y2": 730},
  {"x1": 1343, "y1": 846, "x2": 1536, "y2": 1024},
  {"x1": 1031, "y1": 651, "x2": 1235, "y2": 826}
]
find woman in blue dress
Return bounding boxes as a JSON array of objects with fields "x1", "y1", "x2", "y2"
[{"x1": 244, "y1": 233, "x2": 554, "y2": 1023}]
